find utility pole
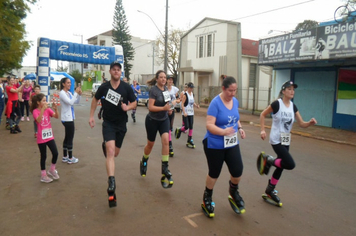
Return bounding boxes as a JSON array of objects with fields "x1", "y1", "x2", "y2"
[
  {"x1": 74, "y1": 34, "x2": 84, "y2": 84},
  {"x1": 164, "y1": 0, "x2": 168, "y2": 73}
]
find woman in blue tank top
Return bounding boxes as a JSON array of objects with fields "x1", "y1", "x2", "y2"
[{"x1": 201, "y1": 76, "x2": 246, "y2": 217}]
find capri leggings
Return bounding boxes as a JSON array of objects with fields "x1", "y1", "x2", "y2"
[
  {"x1": 38, "y1": 139, "x2": 58, "y2": 170},
  {"x1": 203, "y1": 139, "x2": 243, "y2": 179},
  {"x1": 62, "y1": 121, "x2": 75, "y2": 158},
  {"x1": 182, "y1": 115, "x2": 193, "y2": 130},
  {"x1": 145, "y1": 115, "x2": 170, "y2": 142},
  {"x1": 271, "y1": 144, "x2": 296, "y2": 180}
]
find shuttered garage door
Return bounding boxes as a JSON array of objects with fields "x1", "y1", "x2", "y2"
[{"x1": 293, "y1": 70, "x2": 335, "y2": 127}]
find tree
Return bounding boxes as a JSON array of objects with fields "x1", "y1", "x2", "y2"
[
  {"x1": 155, "y1": 28, "x2": 184, "y2": 81},
  {"x1": 295, "y1": 20, "x2": 319, "y2": 31},
  {"x1": 112, "y1": 0, "x2": 134, "y2": 79},
  {"x1": 0, "y1": 0, "x2": 37, "y2": 76},
  {"x1": 69, "y1": 69, "x2": 82, "y2": 84}
]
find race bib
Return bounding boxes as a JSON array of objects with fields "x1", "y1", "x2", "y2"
[
  {"x1": 224, "y1": 132, "x2": 238, "y2": 148},
  {"x1": 106, "y1": 89, "x2": 121, "y2": 106},
  {"x1": 42, "y1": 128, "x2": 53, "y2": 140},
  {"x1": 281, "y1": 133, "x2": 291, "y2": 145},
  {"x1": 162, "y1": 91, "x2": 171, "y2": 102},
  {"x1": 186, "y1": 106, "x2": 193, "y2": 114}
]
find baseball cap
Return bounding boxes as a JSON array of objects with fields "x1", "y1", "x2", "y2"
[
  {"x1": 187, "y1": 82, "x2": 194, "y2": 88},
  {"x1": 110, "y1": 61, "x2": 122, "y2": 69},
  {"x1": 281, "y1": 81, "x2": 298, "y2": 90}
]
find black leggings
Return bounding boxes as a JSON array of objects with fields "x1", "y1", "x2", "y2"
[
  {"x1": 145, "y1": 115, "x2": 170, "y2": 142},
  {"x1": 9, "y1": 101, "x2": 21, "y2": 127},
  {"x1": 20, "y1": 100, "x2": 30, "y2": 117},
  {"x1": 38, "y1": 139, "x2": 58, "y2": 170},
  {"x1": 62, "y1": 121, "x2": 75, "y2": 158},
  {"x1": 182, "y1": 115, "x2": 193, "y2": 130},
  {"x1": 271, "y1": 144, "x2": 296, "y2": 180},
  {"x1": 203, "y1": 139, "x2": 243, "y2": 179},
  {"x1": 168, "y1": 110, "x2": 175, "y2": 131}
]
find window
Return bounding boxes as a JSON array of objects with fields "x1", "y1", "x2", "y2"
[
  {"x1": 199, "y1": 36, "x2": 204, "y2": 58},
  {"x1": 207, "y1": 34, "x2": 212, "y2": 57},
  {"x1": 249, "y1": 64, "x2": 257, "y2": 88}
]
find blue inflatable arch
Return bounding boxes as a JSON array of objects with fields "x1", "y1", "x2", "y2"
[{"x1": 36, "y1": 37, "x2": 124, "y2": 95}]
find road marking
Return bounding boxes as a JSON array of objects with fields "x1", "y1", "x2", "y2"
[{"x1": 183, "y1": 213, "x2": 203, "y2": 228}]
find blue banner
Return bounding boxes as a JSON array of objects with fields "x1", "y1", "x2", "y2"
[{"x1": 50, "y1": 40, "x2": 116, "y2": 64}]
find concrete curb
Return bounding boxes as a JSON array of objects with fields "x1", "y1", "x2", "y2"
[{"x1": 248, "y1": 122, "x2": 356, "y2": 147}]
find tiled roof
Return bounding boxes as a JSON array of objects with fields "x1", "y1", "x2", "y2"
[{"x1": 241, "y1": 38, "x2": 259, "y2": 57}]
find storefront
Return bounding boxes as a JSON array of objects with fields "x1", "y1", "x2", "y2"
[{"x1": 258, "y1": 21, "x2": 356, "y2": 131}]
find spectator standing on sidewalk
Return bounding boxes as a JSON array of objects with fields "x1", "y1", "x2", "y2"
[
  {"x1": 29, "y1": 85, "x2": 41, "y2": 138},
  {"x1": 31, "y1": 93, "x2": 60, "y2": 183},
  {"x1": 59, "y1": 78, "x2": 82, "y2": 164},
  {"x1": 19, "y1": 79, "x2": 32, "y2": 122},
  {"x1": 6, "y1": 77, "x2": 24, "y2": 134}
]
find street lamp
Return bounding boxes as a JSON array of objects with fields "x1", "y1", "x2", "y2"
[
  {"x1": 138, "y1": 3, "x2": 168, "y2": 73},
  {"x1": 73, "y1": 33, "x2": 84, "y2": 83},
  {"x1": 268, "y1": 30, "x2": 290, "y2": 34}
]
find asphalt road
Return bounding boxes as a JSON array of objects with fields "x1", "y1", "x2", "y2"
[{"x1": 1, "y1": 98, "x2": 355, "y2": 236}]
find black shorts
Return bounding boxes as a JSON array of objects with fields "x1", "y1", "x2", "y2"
[
  {"x1": 145, "y1": 115, "x2": 170, "y2": 142},
  {"x1": 102, "y1": 121, "x2": 127, "y2": 148}
]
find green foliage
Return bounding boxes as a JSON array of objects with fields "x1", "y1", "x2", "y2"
[
  {"x1": 156, "y1": 28, "x2": 184, "y2": 80},
  {"x1": 0, "y1": 0, "x2": 37, "y2": 76},
  {"x1": 112, "y1": 0, "x2": 134, "y2": 79},
  {"x1": 294, "y1": 20, "x2": 319, "y2": 31},
  {"x1": 69, "y1": 69, "x2": 82, "y2": 84}
]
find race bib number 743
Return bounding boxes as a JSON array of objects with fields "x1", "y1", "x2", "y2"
[{"x1": 224, "y1": 132, "x2": 238, "y2": 148}]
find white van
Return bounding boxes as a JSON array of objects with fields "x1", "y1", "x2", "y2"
[{"x1": 91, "y1": 83, "x2": 101, "y2": 97}]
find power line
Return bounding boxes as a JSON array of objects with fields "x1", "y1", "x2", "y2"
[{"x1": 193, "y1": 0, "x2": 316, "y2": 30}]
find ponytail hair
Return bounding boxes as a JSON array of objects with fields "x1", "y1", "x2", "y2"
[
  {"x1": 147, "y1": 70, "x2": 166, "y2": 86},
  {"x1": 60, "y1": 77, "x2": 69, "y2": 90},
  {"x1": 30, "y1": 93, "x2": 45, "y2": 113},
  {"x1": 221, "y1": 76, "x2": 236, "y2": 89},
  {"x1": 277, "y1": 89, "x2": 284, "y2": 99}
]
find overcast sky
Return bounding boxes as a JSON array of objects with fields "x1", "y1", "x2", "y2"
[{"x1": 22, "y1": 0, "x2": 342, "y2": 66}]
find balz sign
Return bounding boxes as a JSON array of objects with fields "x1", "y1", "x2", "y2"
[{"x1": 258, "y1": 21, "x2": 356, "y2": 65}]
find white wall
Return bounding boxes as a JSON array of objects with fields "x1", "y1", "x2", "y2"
[
  {"x1": 272, "y1": 69, "x2": 291, "y2": 100},
  {"x1": 185, "y1": 19, "x2": 229, "y2": 84},
  {"x1": 130, "y1": 37, "x2": 161, "y2": 82}
]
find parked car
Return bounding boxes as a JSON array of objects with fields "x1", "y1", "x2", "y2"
[
  {"x1": 91, "y1": 83, "x2": 101, "y2": 97},
  {"x1": 137, "y1": 85, "x2": 150, "y2": 106}
]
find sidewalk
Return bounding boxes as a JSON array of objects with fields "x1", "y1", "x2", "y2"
[
  {"x1": 83, "y1": 90, "x2": 355, "y2": 147},
  {"x1": 195, "y1": 106, "x2": 356, "y2": 147}
]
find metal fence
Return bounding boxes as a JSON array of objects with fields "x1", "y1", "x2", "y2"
[{"x1": 177, "y1": 85, "x2": 272, "y2": 113}]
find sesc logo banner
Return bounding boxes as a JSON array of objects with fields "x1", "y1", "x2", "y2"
[
  {"x1": 50, "y1": 40, "x2": 115, "y2": 64},
  {"x1": 39, "y1": 57, "x2": 49, "y2": 67},
  {"x1": 40, "y1": 38, "x2": 50, "y2": 47},
  {"x1": 38, "y1": 76, "x2": 49, "y2": 86}
]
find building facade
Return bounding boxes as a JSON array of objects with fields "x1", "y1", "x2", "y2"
[
  {"x1": 178, "y1": 17, "x2": 271, "y2": 110},
  {"x1": 73, "y1": 30, "x2": 162, "y2": 84},
  {"x1": 259, "y1": 20, "x2": 356, "y2": 131}
]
